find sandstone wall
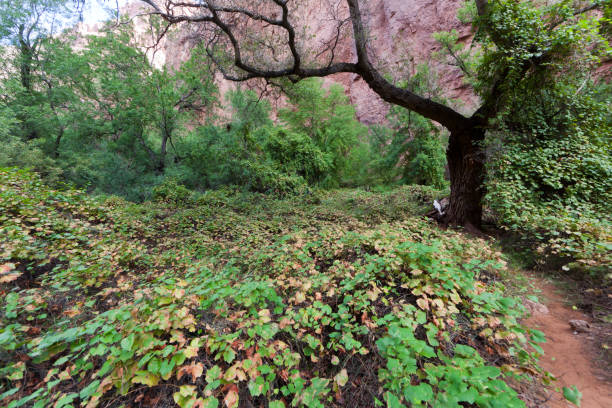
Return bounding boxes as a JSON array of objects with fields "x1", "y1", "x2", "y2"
[
  {"x1": 325, "y1": 0, "x2": 478, "y2": 124},
  {"x1": 108, "y1": 0, "x2": 480, "y2": 124}
]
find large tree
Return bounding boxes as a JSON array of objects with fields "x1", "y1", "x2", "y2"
[
  {"x1": 84, "y1": 25, "x2": 217, "y2": 173},
  {"x1": 134, "y1": 0, "x2": 606, "y2": 227},
  {"x1": 0, "y1": 0, "x2": 79, "y2": 140}
]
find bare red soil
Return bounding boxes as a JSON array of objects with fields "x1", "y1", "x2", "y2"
[{"x1": 526, "y1": 278, "x2": 611, "y2": 408}]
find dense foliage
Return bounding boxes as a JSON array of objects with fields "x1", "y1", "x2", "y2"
[
  {"x1": 0, "y1": 0, "x2": 449, "y2": 200},
  {"x1": 485, "y1": 80, "x2": 612, "y2": 280},
  {"x1": 0, "y1": 168, "x2": 545, "y2": 408},
  {"x1": 432, "y1": 0, "x2": 612, "y2": 280},
  {"x1": 0, "y1": 1, "x2": 611, "y2": 406}
]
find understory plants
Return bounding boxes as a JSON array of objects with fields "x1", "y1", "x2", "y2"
[
  {"x1": 0, "y1": 168, "x2": 547, "y2": 408},
  {"x1": 485, "y1": 80, "x2": 612, "y2": 282}
]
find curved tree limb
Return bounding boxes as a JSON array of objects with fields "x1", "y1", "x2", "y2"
[{"x1": 137, "y1": 0, "x2": 472, "y2": 132}]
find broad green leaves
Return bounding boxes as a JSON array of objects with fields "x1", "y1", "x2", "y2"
[
  {"x1": 563, "y1": 385, "x2": 582, "y2": 406},
  {"x1": 0, "y1": 168, "x2": 542, "y2": 407}
]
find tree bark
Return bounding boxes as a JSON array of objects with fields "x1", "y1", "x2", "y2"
[
  {"x1": 53, "y1": 127, "x2": 64, "y2": 158},
  {"x1": 444, "y1": 125, "x2": 486, "y2": 229},
  {"x1": 157, "y1": 133, "x2": 168, "y2": 173}
]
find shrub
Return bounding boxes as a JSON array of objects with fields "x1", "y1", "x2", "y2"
[
  {"x1": 264, "y1": 128, "x2": 332, "y2": 185},
  {"x1": 240, "y1": 160, "x2": 306, "y2": 196},
  {"x1": 485, "y1": 80, "x2": 612, "y2": 280},
  {"x1": 0, "y1": 168, "x2": 541, "y2": 408},
  {"x1": 152, "y1": 177, "x2": 193, "y2": 205}
]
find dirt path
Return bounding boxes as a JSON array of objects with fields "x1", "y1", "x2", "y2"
[{"x1": 525, "y1": 277, "x2": 611, "y2": 408}]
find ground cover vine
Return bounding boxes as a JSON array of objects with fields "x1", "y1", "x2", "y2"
[{"x1": 0, "y1": 168, "x2": 547, "y2": 407}]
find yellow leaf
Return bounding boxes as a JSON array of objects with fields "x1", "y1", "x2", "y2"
[
  {"x1": 279, "y1": 317, "x2": 293, "y2": 329},
  {"x1": 416, "y1": 298, "x2": 430, "y2": 310},
  {"x1": 224, "y1": 364, "x2": 245, "y2": 381},
  {"x1": 334, "y1": 368, "x2": 349, "y2": 387},
  {"x1": 171, "y1": 330, "x2": 187, "y2": 347},
  {"x1": 63, "y1": 308, "x2": 80, "y2": 318},
  {"x1": 183, "y1": 338, "x2": 202, "y2": 358},
  {"x1": 0, "y1": 273, "x2": 21, "y2": 283},
  {"x1": 366, "y1": 286, "x2": 381, "y2": 301},
  {"x1": 132, "y1": 371, "x2": 160, "y2": 386},
  {"x1": 432, "y1": 299, "x2": 444, "y2": 310},
  {"x1": 294, "y1": 292, "x2": 306, "y2": 304},
  {"x1": 0, "y1": 263, "x2": 19, "y2": 283},
  {"x1": 224, "y1": 385, "x2": 239, "y2": 408},
  {"x1": 177, "y1": 362, "x2": 204, "y2": 382},
  {"x1": 0, "y1": 263, "x2": 14, "y2": 274},
  {"x1": 258, "y1": 309, "x2": 271, "y2": 323}
]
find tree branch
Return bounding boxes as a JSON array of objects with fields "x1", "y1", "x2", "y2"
[{"x1": 137, "y1": 0, "x2": 471, "y2": 131}]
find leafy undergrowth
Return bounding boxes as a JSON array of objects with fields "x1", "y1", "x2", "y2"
[{"x1": 0, "y1": 168, "x2": 545, "y2": 408}]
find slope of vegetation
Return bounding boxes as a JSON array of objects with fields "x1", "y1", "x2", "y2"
[{"x1": 0, "y1": 168, "x2": 545, "y2": 408}]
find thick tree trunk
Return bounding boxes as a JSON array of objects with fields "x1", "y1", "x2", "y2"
[{"x1": 444, "y1": 125, "x2": 486, "y2": 229}]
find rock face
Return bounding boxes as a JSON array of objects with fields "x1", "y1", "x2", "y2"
[
  {"x1": 115, "y1": 0, "x2": 479, "y2": 124},
  {"x1": 523, "y1": 299, "x2": 550, "y2": 316},
  {"x1": 328, "y1": 0, "x2": 479, "y2": 124}
]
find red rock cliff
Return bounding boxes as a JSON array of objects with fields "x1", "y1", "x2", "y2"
[{"x1": 119, "y1": 0, "x2": 479, "y2": 124}]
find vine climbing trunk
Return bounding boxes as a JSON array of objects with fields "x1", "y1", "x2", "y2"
[{"x1": 444, "y1": 125, "x2": 486, "y2": 229}]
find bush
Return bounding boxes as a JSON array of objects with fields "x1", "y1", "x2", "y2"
[
  {"x1": 0, "y1": 135, "x2": 64, "y2": 185},
  {"x1": 0, "y1": 168, "x2": 540, "y2": 408},
  {"x1": 402, "y1": 131, "x2": 447, "y2": 189},
  {"x1": 367, "y1": 66, "x2": 449, "y2": 189},
  {"x1": 485, "y1": 80, "x2": 612, "y2": 281},
  {"x1": 279, "y1": 78, "x2": 368, "y2": 186},
  {"x1": 239, "y1": 160, "x2": 306, "y2": 196},
  {"x1": 264, "y1": 128, "x2": 332, "y2": 185},
  {"x1": 152, "y1": 178, "x2": 193, "y2": 205}
]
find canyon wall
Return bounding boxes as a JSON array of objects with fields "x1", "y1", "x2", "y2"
[
  {"x1": 83, "y1": 0, "x2": 480, "y2": 124},
  {"x1": 319, "y1": 0, "x2": 479, "y2": 124}
]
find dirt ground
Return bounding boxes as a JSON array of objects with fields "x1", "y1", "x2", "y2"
[{"x1": 525, "y1": 277, "x2": 612, "y2": 408}]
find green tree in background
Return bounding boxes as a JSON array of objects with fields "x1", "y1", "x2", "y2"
[
  {"x1": 0, "y1": 0, "x2": 77, "y2": 140},
  {"x1": 279, "y1": 78, "x2": 367, "y2": 187},
  {"x1": 140, "y1": 0, "x2": 610, "y2": 227},
  {"x1": 84, "y1": 24, "x2": 217, "y2": 174}
]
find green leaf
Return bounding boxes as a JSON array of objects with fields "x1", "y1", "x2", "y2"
[
  {"x1": 206, "y1": 365, "x2": 221, "y2": 383},
  {"x1": 53, "y1": 356, "x2": 69, "y2": 366},
  {"x1": 563, "y1": 386, "x2": 582, "y2": 406},
  {"x1": 55, "y1": 393, "x2": 78, "y2": 408},
  {"x1": 384, "y1": 392, "x2": 403, "y2": 408},
  {"x1": 203, "y1": 397, "x2": 219, "y2": 408},
  {"x1": 159, "y1": 358, "x2": 175, "y2": 379},
  {"x1": 404, "y1": 383, "x2": 433, "y2": 403},
  {"x1": 223, "y1": 348, "x2": 236, "y2": 363},
  {"x1": 132, "y1": 371, "x2": 160, "y2": 386},
  {"x1": 529, "y1": 329, "x2": 546, "y2": 344},
  {"x1": 121, "y1": 333, "x2": 135, "y2": 351},
  {"x1": 79, "y1": 380, "x2": 101, "y2": 400}
]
